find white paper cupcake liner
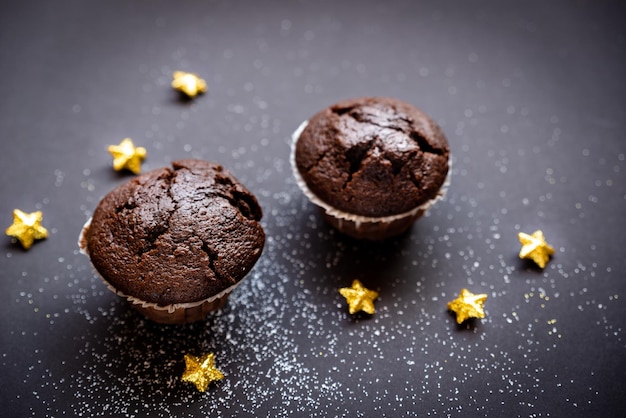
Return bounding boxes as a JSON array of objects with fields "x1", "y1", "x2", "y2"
[
  {"x1": 79, "y1": 219, "x2": 240, "y2": 323},
  {"x1": 290, "y1": 120, "x2": 451, "y2": 239}
]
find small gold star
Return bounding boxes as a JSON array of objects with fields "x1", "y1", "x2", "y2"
[
  {"x1": 5, "y1": 209, "x2": 48, "y2": 250},
  {"x1": 447, "y1": 288, "x2": 487, "y2": 324},
  {"x1": 339, "y1": 279, "x2": 379, "y2": 315},
  {"x1": 181, "y1": 353, "x2": 224, "y2": 392},
  {"x1": 171, "y1": 71, "x2": 207, "y2": 98},
  {"x1": 518, "y1": 230, "x2": 554, "y2": 268},
  {"x1": 108, "y1": 138, "x2": 146, "y2": 174}
]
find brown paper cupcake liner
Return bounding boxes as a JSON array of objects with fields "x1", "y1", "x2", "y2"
[
  {"x1": 290, "y1": 120, "x2": 450, "y2": 240},
  {"x1": 79, "y1": 219, "x2": 239, "y2": 324}
]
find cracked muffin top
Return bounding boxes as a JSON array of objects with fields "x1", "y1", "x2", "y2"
[
  {"x1": 86, "y1": 159, "x2": 265, "y2": 306},
  {"x1": 294, "y1": 97, "x2": 450, "y2": 217}
]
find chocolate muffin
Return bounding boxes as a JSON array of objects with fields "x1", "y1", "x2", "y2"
[
  {"x1": 292, "y1": 97, "x2": 450, "y2": 239},
  {"x1": 80, "y1": 159, "x2": 265, "y2": 323}
]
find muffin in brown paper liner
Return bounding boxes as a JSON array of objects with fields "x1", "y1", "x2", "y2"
[
  {"x1": 79, "y1": 159, "x2": 265, "y2": 324},
  {"x1": 291, "y1": 97, "x2": 450, "y2": 240}
]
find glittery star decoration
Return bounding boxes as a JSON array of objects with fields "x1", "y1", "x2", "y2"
[
  {"x1": 108, "y1": 138, "x2": 146, "y2": 174},
  {"x1": 5, "y1": 209, "x2": 48, "y2": 250},
  {"x1": 339, "y1": 279, "x2": 379, "y2": 315},
  {"x1": 181, "y1": 353, "x2": 224, "y2": 392},
  {"x1": 518, "y1": 230, "x2": 555, "y2": 268},
  {"x1": 447, "y1": 288, "x2": 487, "y2": 324},
  {"x1": 171, "y1": 71, "x2": 208, "y2": 98}
]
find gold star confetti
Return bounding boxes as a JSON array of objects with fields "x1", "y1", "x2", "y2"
[
  {"x1": 339, "y1": 279, "x2": 379, "y2": 315},
  {"x1": 447, "y1": 288, "x2": 487, "y2": 324},
  {"x1": 171, "y1": 71, "x2": 207, "y2": 98},
  {"x1": 5, "y1": 209, "x2": 48, "y2": 250},
  {"x1": 518, "y1": 230, "x2": 554, "y2": 268},
  {"x1": 108, "y1": 138, "x2": 146, "y2": 174},
  {"x1": 181, "y1": 353, "x2": 224, "y2": 392}
]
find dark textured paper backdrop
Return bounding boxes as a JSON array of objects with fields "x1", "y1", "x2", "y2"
[{"x1": 1, "y1": 1, "x2": 625, "y2": 416}]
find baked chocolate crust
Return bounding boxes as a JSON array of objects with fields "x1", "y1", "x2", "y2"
[
  {"x1": 86, "y1": 159, "x2": 265, "y2": 306},
  {"x1": 295, "y1": 97, "x2": 450, "y2": 217}
]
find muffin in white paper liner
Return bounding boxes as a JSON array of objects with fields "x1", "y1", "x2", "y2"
[
  {"x1": 79, "y1": 219, "x2": 242, "y2": 324},
  {"x1": 290, "y1": 120, "x2": 450, "y2": 240}
]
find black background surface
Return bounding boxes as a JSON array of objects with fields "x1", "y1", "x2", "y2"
[{"x1": 1, "y1": 1, "x2": 625, "y2": 416}]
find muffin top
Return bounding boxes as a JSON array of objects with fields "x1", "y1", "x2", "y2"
[
  {"x1": 86, "y1": 159, "x2": 265, "y2": 306},
  {"x1": 294, "y1": 97, "x2": 450, "y2": 217}
]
